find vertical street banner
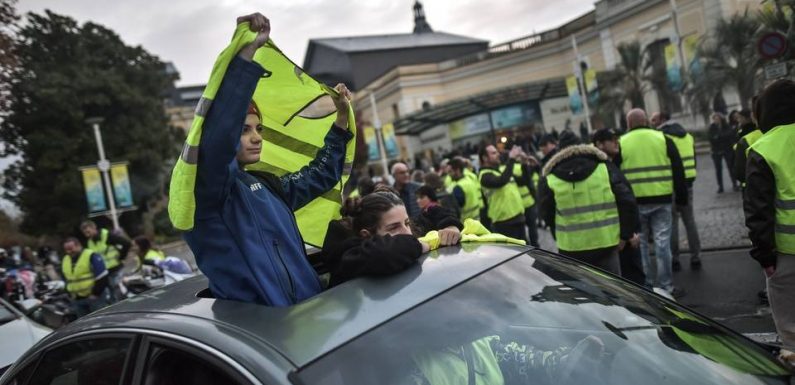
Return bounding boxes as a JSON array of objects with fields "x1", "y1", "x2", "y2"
[
  {"x1": 584, "y1": 69, "x2": 599, "y2": 105},
  {"x1": 80, "y1": 167, "x2": 107, "y2": 213},
  {"x1": 381, "y1": 123, "x2": 399, "y2": 159},
  {"x1": 566, "y1": 76, "x2": 583, "y2": 115},
  {"x1": 665, "y1": 43, "x2": 683, "y2": 90},
  {"x1": 364, "y1": 126, "x2": 381, "y2": 161},
  {"x1": 110, "y1": 163, "x2": 134, "y2": 208},
  {"x1": 683, "y1": 35, "x2": 701, "y2": 74}
]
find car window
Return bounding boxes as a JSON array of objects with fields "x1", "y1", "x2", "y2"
[
  {"x1": 24, "y1": 338, "x2": 132, "y2": 385},
  {"x1": 297, "y1": 253, "x2": 793, "y2": 385},
  {"x1": 0, "y1": 303, "x2": 17, "y2": 326},
  {"x1": 141, "y1": 344, "x2": 243, "y2": 385}
]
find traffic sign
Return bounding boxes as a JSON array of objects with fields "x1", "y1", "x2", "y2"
[
  {"x1": 758, "y1": 32, "x2": 788, "y2": 60},
  {"x1": 764, "y1": 62, "x2": 788, "y2": 80}
]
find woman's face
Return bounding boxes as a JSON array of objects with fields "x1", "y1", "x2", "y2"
[
  {"x1": 416, "y1": 195, "x2": 432, "y2": 210},
  {"x1": 375, "y1": 205, "x2": 412, "y2": 237}
]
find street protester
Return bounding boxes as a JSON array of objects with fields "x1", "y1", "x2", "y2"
[
  {"x1": 320, "y1": 188, "x2": 444, "y2": 288},
  {"x1": 413, "y1": 184, "x2": 463, "y2": 236},
  {"x1": 653, "y1": 111, "x2": 702, "y2": 271},
  {"x1": 708, "y1": 112, "x2": 739, "y2": 193},
  {"x1": 744, "y1": 79, "x2": 795, "y2": 363},
  {"x1": 61, "y1": 237, "x2": 109, "y2": 317},
  {"x1": 184, "y1": 13, "x2": 353, "y2": 306},
  {"x1": 537, "y1": 133, "x2": 638, "y2": 275},
  {"x1": 80, "y1": 220, "x2": 131, "y2": 303},
  {"x1": 617, "y1": 109, "x2": 688, "y2": 297},
  {"x1": 478, "y1": 144, "x2": 530, "y2": 241}
]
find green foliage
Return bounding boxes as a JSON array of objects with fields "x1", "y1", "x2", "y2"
[
  {"x1": 595, "y1": 41, "x2": 650, "y2": 123},
  {"x1": 697, "y1": 11, "x2": 762, "y2": 109},
  {"x1": 0, "y1": 10, "x2": 181, "y2": 236}
]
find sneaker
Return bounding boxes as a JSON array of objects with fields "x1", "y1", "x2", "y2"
[
  {"x1": 672, "y1": 259, "x2": 682, "y2": 272},
  {"x1": 690, "y1": 256, "x2": 702, "y2": 269},
  {"x1": 670, "y1": 287, "x2": 687, "y2": 298}
]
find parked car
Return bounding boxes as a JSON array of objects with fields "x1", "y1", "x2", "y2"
[
  {"x1": 0, "y1": 244, "x2": 792, "y2": 385},
  {"x1": 0, "y1": 298, "x2": 51, "y2": 375}
]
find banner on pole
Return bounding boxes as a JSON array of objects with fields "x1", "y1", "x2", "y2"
[
  {"x1": 381, "y1": 123, "x2": 399, "y2": 159},
  {"x1": 80, "y1": 167, "x2": 107, "y2": 213},
  {"x1": 566, "y1": 76, "x2": 583, "y2": 115},
  {"x1": 110, "y1": 163, "x2": 134, "y2": 208},
  {"x1": 665, "y1": 43, "x2": 683, "y2": 90},
  {"x1": 584, "y1": 69, "x2": 599, "y2": 105},
  {"x1": 364, "y1": 126, "x2": 381, "y2": 161}
]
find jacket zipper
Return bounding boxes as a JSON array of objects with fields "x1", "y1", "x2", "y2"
[{"x1": 273, "y1": 239, "x2": 297, "y2": 303}]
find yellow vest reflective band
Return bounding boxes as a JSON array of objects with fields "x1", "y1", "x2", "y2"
[
  {"x1": 62, "y1": 249, "x2": 95, "y2": 298},
  {"x1": 412, "y1": 336, "x2": 504, "y2": 385},
  {"x1": 167, "y1": 23, "x2": 356, "y2": 247},
  {"x1": 750, "y1": 124, "x2": 795, "y2": 254},
  {"x1": 450, "y1": 176, "x2": 482, "y2": 221},
  {"x1": 87, "y1": 228, "x2": 120, "y2": 270},
  {"x1": 666, "y1": 133, "x2": 697, "y2": 180},
  {"x1": 620, "y1": 128, "x2": 673, "y2": 198},
  {"x1": 479, "y1": 168, "x2": 524, "y2": 223},
  {"x1": 510, "y1": 163, "x2": 535, "y2": 208},
  {"x1": 547, "y1": 163, "x2": 620, "y2": 251}
]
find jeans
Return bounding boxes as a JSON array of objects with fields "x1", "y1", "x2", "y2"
[
  {"x1": 672, "y1": 186, "x2": 701, "y2": 261},
  {"x1": 619, "y1": 245, "x2": 646, "y2": 286},
  {"x1": 711, "y1": 152, "x2": 736, "y2": 190},
  {"x1": 560, "y1": 247, "x2": 621, "y2": 276},
  {"x1": 524, "y1": 205, "x2": 540, "y2": 247},
  {"x1": 638, "y1": 204, "x2": 674, "y2": 292}
]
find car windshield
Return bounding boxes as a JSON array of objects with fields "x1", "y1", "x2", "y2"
[
  {"x1": 296, "y1": 252, "x2": 792, "y2": 385},
  {"x1": 0, "y1": 303, "x2": 17, "y2": 326}
]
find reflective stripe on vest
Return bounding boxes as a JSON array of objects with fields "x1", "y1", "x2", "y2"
[
  {"x1": 450, "y1": 176, "x2": 482, "y2": 221},
  {"x1": 666, "y1": 133, "x2": 697, "y2": 180},
  {"x1": 547, "y1": 163, "x2": 620, "y2": 251},
  {"x1": 87, "y1": 228, "x2": 120, "y2": 270},
  {"x1": 620, "y1": 128, "x2": 673, "y2": 198},
  {"x1": 412, "y1": 336, "x2": 504, "y2": 385},
  {"x1": 750, "y1": 124, "x2": 795, "y2": 254},
  {"x1": 510, "y1": 163, "x2": 535, "y2": 208},
  {"x1": 478, "y1": 168, "x2": 524, "y2": 223},
  {"x1": 62, "y1": 249, "x2": 95, "y2": 298}
]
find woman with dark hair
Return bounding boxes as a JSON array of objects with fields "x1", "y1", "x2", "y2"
[
  {"x1": 414, "y1": 184, "x2": 463, "y2": 237},
  {"x1": 131, "y1": 236, "x2": 166, "y2": 269},
  {"x1": 321, "y1": 190, "x2": 429, "y2": 287}
]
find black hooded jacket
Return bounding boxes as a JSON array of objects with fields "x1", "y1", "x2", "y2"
[{"x1": 537, "y1": 145, "x2": 639, "y2": 254}]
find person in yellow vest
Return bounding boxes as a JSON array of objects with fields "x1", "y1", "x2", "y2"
[
  {"x1": 744, "y1": 79, "x2": 795, "y2": 360},
  {"x1": 537, "y1": 136, "x2": 638, "y2": 274},
  {"x1": 512, "y1": 155, "x2": 541, "y2": 247},
  {"x1": 80, "y1": 220, "x2": 130, "y2": 303},
  {"x1": 618, "y1": 109, "x2": 688, "y2": 297},
  {"x1": 734, "y1": 108, "x2": 762, "y2": 188},
  {"x1": 478, "y1": 144, "x2": 529, "y2": 241},
  {"x1": 652, "y1": 112, "x2": 702, "y2": 271},
  {"x1": 61, "y1": 237, "x2": 109, "y2": 317},
  {"x1": 185, "y1": 14, "x2": 353, "y2": 306},
  {"x1": 131, "y1": 236, "x2": 166, "y2": 271},
  {"x1": 448, "y1": 157, "x2": 483, "y2": 223}
]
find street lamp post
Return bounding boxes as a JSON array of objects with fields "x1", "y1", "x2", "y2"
[
  {"x1": 369, "y1": 92, "x2": 391, "y2": 178},
  {"x1": 571, "y1": 34, "x2": 594, "y2": 133},
  {"x1": 86, "y1": 117, "x2": 120, "y2": 231}
]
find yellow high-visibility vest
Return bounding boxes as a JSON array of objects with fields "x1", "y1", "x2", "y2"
[
  {"x1": 62, "y1": 249, "x2": 96, "y2": 298},
  {"x1": 750, "y1": 124, "x2": 795, "y2": 254},
  {"x1": 168, "y1": 23, "x2": 356, "y2": 247},
  {"x1": 478, "y1": 168, "x2": 524, "y2": 223},
  {"x1": 87, "y1": 228, "x2": 120, "y2": 270},
  {"x1": 620, "y1": 128, "x2": 673, "y2": 198}
]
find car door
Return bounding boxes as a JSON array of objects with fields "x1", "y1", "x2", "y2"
[
  {"x1": 129, "y1": 335, "x2": 258, "y2": 385},
  {"x1": 4, "y1": 333, "x2": 137, "y2": 385}
]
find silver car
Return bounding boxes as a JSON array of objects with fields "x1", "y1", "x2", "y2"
[{"x1": 1, "y1": 244, "x2": 792, "y2": 385}]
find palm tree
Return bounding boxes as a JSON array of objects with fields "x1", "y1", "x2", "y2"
[
  {"x1": 698, "y1": 11, "x2": 762, "y2": 109},
  {"x1": 595, "y1": 41, "x2": 650, "y2": 126}
]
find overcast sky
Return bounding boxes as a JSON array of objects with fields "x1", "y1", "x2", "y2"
[{"x1": 16, "y1": 0, "x2": 596, "y2": 87}]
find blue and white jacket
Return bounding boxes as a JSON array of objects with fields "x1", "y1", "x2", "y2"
[{"x1": 185, "y1": 56, "x2": 352, "y2": 306}]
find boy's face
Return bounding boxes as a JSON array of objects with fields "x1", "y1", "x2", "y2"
[
  {"x1": 238, "y1": 114, "x2": 263, "y2": 165},
  {"x1": 416, "y1": 194, "x2": 432, "y2": 210}
]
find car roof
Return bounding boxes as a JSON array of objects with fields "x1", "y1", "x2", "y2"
[{"x1": 68, "y1": 243, "x2": 532, "y2": 368}]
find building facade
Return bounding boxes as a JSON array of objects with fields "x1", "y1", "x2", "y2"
[{"x1": 353, "y1": 0, "x2": 761, "y2": 170}]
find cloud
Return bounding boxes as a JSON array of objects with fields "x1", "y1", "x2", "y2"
[{"x1": 16, "y1": 0, "x2": 595, "y2": 86}]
